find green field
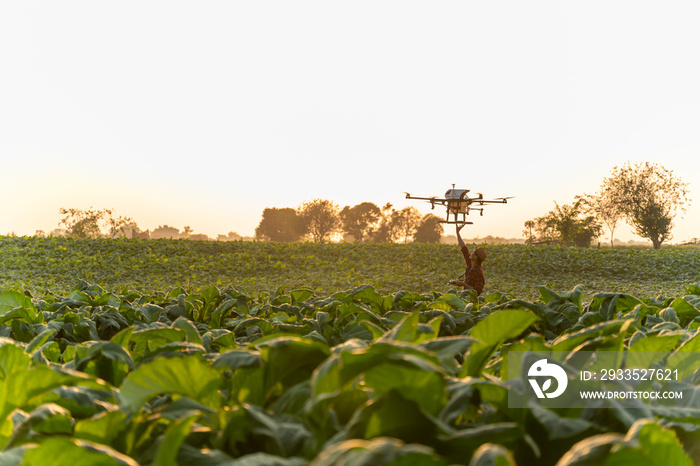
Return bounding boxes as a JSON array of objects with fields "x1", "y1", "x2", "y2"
[
  {"x1": 1, "y1": 236, "x2": 698, "y2": 299},
  {"x1": 1, "y1": 236, "x2": 700, "y2": 464}
]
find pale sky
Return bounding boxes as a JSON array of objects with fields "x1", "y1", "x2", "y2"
[{"x1": 1, "y1": 2, "x2": 698, "y2": 242}]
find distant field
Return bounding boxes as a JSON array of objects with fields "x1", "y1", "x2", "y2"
[{"x1": 1, "y1": 236, "x2": 698, "y2": 300}]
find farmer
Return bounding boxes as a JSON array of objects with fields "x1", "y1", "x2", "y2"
[{"x1": 448, "y1": 223, "x2": 487, "y2": 295}]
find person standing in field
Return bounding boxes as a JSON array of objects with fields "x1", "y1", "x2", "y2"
[{"x1": 448, "y1": 223, "x2": 487, "y2": 295}]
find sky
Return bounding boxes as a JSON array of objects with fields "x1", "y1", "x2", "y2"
[{"x1": 1, "y1": 1, "x2": 698, "y2": 243}]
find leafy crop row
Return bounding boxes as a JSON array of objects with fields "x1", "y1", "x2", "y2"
[
  {"x1": 1, "y1": 236, "x2": 698, "y2": 298},
  {"x1": 1, "y1": 280, "x2": 699, "y2": 464}
]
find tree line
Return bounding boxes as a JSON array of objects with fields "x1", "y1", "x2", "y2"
[
  {"x1": 255, "y1": 200, "x2": 444, "y2": 243},
  {"x1": 50, "y1": 202, "x2": 445, "y2": 244},
  {"x1": 523, "y1": 162, "x2": 691, "y2": 249},
  {"x1": 50, "y1": 208, "x2": 246, "y2": 241}
]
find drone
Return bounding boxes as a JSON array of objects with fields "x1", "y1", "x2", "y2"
[{"x1": 404, "y1": 184, "x2": 512, "y2": 225}]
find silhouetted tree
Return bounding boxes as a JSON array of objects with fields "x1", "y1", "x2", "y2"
[
  {"x1": 58, "y1": 207, "x2": 132, "y2": 238},
  {"x1": 390, "y1": 206, "x2": 422, "y2": 244},
  {"x1": 413, "y1": 213, "x2": 443, "y2": 243},
  {"x1": 368, "y1": 203, "x2": 394, "y2": 243},
  {"x1": 180, "y1": 226, "x2": 193, "y2": 239},
  {"x1": 255, "y1": 208, "x2": 305, "y2": 242},
  {"x1": 339, "y1": 202, "x2": 382, "y2": 242},
  {"x1": 577, "y1": 187, "x2": 623, "y2": 248},
  {"x1": 602, "y1": 162, "x2": 690, "y2": 249},
  {"x1": 217, "y1": 232, "x2": 242, "y2": 241},
  {"x1": 527, "y1": 200, "x2": 602, "y2": 247},
  {"x1": 522, "y1": 220, "x2": 535, "y2": 244},
  {"x1": 151, "y1": 225, "x2": 180, "y2": 239},
  {"x1": 298, "y1": 199, "x2": 340, "y2": 242}
]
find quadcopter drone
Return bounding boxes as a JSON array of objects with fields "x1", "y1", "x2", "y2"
[{"x1": 404, "y1": 184, "x2": 512, "y2": 224}]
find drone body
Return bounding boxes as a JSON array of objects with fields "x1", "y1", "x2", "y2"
[{"x1": 404, "y1": 185, "x2": 512, "y2": 225}]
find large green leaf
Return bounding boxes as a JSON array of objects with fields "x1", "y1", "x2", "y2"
[
  {"x1": 172, "y1": 316, "x2": 203, "y2": 345},
  {"x1": 552, "y1": 320, "x2": 631, "y2": 352},
  {"x1": 213, "y1": 350, "x2": 261, "y2": 370},
  {"x1": 257, "y1": 336, "x2": 331, "y2": 398},
  {"x1": 603, "y1": 420, "x2": 693, "y2": 466},
  {"x1": 585, "y1": 293, "x2": 644, "y2": 321},
  {"x1": 461, "y1": 310, "x2": 539, "y2": 377},
  {"x1": 468, "y1": 444, "x2": 516, "y2": 466},
  {"x1": 6, "y1": 403, "x2": 73, "y2": 447},
  {"x1": 70, "y1": 341, "x2": 135, "y2": 386},
  {"x1": 555, "y1": 433, "x2": 625, "y2": 466},
  {"x1": 0, "y1": 292, "x2": 36, "y2": 318},
  {"x1": 25, "y1": 328, "x2": 56, "y2": 354},
  {"x1": 440, "y1": 423, "x2": 523, "y2": 464},
  {"x1": 670, "y1": 297, "x2": 700, "y2": 322},
  {"x1": 129, "y1": 327, "x2": 187, "y2": 351},
  {"x1": 311, "y1": 342, "x2": 443, "y2": 397},
  {"x1": 379, "y1": 311, "x2": 441, "y2": 344},
  {"x1": 222, "y1": 404, "x2": 312, "y2": 458},
  {"x1": 363, "y1": 361, "x2": 447, "y2": 416},
  {"x1": 312, "y1": 437, "x2": 447, "y2": 466},
  {"x1": 0, "y1": 339, "x2": 31, "y2": 379},
  {"x1": 667, "y1": 332, "x2": 700, "y2": 380},
  {"x1": 344, "y1": 391, "x2": 441, "y2": 444},
  {"x1": 21, "y1": 437, "x2": 137, "y2": 466},
  {"x1": 152, "y1": 413, "x2": 199, "y2": 466},
  {"x1": 626, "y1": 334, "x2": 683, "y2": 369},
  {"x1": 118, "y1": 354, "x2": 221, "y2": 413},
  {"x1": 74, "y1": 411, "x2": 128, "y2": 445},
  {"x1": 0, "y1": 445, "x2": 31, "y2": 466},
  {"x1": 0, "y1": 366, "x2": 106, "y2": 432}
]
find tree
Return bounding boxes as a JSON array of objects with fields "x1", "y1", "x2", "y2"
[
  {"x1": 413, "y1": 214, "x2": 443, "y2": 243},
  {"x1": 217, "y1": 232, "x2": 242, "y2": 242},
  {"x1": 526, "y1": 200, "x2": 602, "y2": 247},
  {"x1": 151, "y1": 225, "x2": 180, "y2": 239},
  {"x1": 602, "y1": 162, "x2": 690, "y2": 249},
  {"x1": 255, "y1": 208, "x2": 305, "y2": 242},
  {"x1": 389, "y1": 206, "x2": 422, "y2": 244},
  {"x1": 58, "y1": 207, "x2": 132, "y2": 239},
  {"x1": 298, "y1": 199, "x2": 340, "y2": 243},
  {"x1": 522, "y1": 220, "x2": 535, "y2": 244},
  {"x1": 368, "y1": 203, "x2": 395, "y2": 243},
  {"x1": 339, "y1": 202, "x2": 382, "y2": 242},
  {"x1": 577, "y1": 187, "x2": 624, "y2": 248}
]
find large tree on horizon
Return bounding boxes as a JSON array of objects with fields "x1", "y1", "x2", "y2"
[
  {"x1": 526, "y1": 200, "x2": 602, "y2": 247},
  {"x1": 390, "y1": 206, "x2": 422, "y2": 244},
  {"x1": 255, "y1": 207, "x2": 305, "y2": 242},
  {"x1": 602, "y1": 162, "x2": 690, "y2": 249},
  {"x1": 298, "y1": 199, "x2": 340, "y2": 243},
  {"x1": 339, "y1": 202, "x2": 382, "y2": 242},
  {"x1": 413, "y1": 213, "x2": 443, "y2": 243}
]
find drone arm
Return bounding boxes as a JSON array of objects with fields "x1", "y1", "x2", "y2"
[{"x1": 475, "y1": 200, "x2": 508, "y2": 205}]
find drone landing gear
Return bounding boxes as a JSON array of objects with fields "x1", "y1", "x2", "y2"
[{"x1": 439, "y1": 221, "x2": 473, "y2": 225}]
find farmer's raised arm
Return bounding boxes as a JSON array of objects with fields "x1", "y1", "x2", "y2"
[
  {"x1": 456, "y1": 223, "x2": 467, "y2": 249},
  {"x1": 456, "y1": 224, "x2": 471, "y2": 267}
]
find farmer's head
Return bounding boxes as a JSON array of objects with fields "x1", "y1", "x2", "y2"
[{"x1": 470, "y1": 247, "x2": 487, "y2": 266}]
